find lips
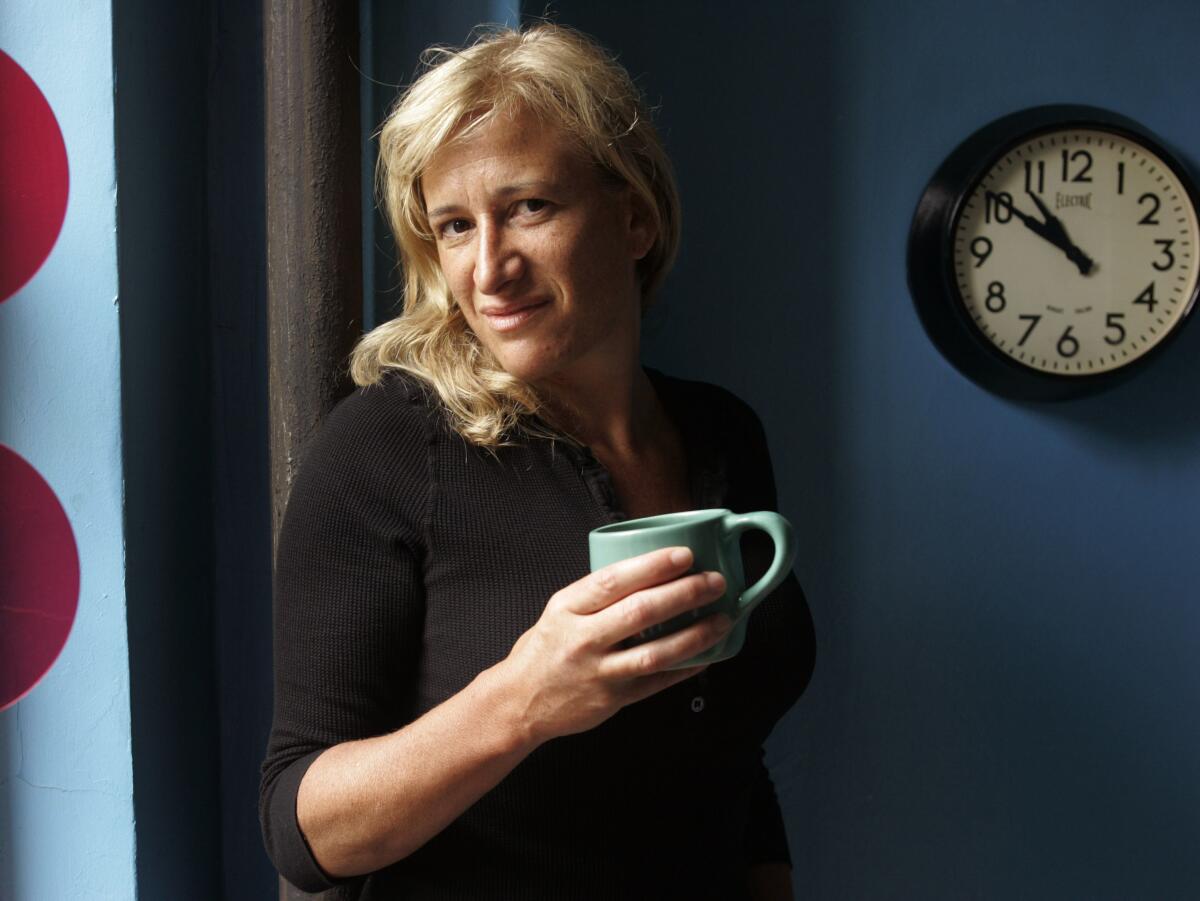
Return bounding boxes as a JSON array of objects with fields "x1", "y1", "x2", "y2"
[
  {"x1": 478, "y1": 299, "x2": 550, "y2": 333},
  {"x1": 479, "y1": 299, "x2": 548, "y2": 318}
]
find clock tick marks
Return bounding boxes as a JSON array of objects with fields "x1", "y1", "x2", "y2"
[{"x1": 910, "y1": 108, "x2": 1199, "y2": 395}]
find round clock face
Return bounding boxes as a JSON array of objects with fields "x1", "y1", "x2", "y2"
[{"x1": 952, "y1": 127, "x2": 1200, "y2": 376}]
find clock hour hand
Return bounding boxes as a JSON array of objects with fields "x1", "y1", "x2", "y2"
[
  {"x1": 986, "y1": 191, "x2": 1095, "y2": 276},
  {"x1": 1024, "y1": 190, "x2": 1096, "y2": 276},
  {"x1": 987, "y1": 191, "x2": 1057, "y2": 241}
]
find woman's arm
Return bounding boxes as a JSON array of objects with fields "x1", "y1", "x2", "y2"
[
  {"x1": 295, "y1": 545, "x2": 732, "y2": 879},
  {"x1": 295, "y1": 659, "x2": 533, "y2": 876}
]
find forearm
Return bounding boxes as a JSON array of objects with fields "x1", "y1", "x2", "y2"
[
  {"x1": 296, "y1": 662, "x2": 538, "y2": 878},
  {"x1": 290, "y1": 547, "x2": 727, "y2": 881}
]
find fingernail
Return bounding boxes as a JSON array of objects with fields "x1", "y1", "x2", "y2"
[
  {"x1": 670, "y1": 548, "x2": 691, "y2": 567},
  {"x1": 705, "y1": 571, "x2": 725, "y2": 590}
]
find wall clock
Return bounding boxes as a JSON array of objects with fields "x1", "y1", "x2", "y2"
[{"x1": 908, "y1": 104, "x2": 1200, "y2": 400}]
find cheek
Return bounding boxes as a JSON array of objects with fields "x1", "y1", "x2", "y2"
[
  {"x1": 566, "y1": 229, "x2": 638, "y2": 305},
  {"x1": 561, "y1": 214, "x2": 625, "y2": 277},
  {"x1": 437, "y1": 251, "x2": 474, "y2": 309}
]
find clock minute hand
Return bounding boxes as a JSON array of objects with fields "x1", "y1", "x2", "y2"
[
  {"x1": 1024, "y1": 190, "x2": 1095, "y2": 276},
  {"x1": 986, "y1": 191, "x2": 1096, "y2": 276}
]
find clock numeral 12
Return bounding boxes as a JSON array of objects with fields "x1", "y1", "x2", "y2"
[{"x1": 1061, "y1": 149, "x2": 1093, "y2": 183}]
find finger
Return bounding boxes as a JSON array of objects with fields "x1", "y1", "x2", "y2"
[
  {"x1": 600, "y1": 611, "x2": 732, "y2": 680},
  {"x1": 563, "y1": 546, "x2": 695, "y2": 615},
  {"x1": 590, "y1": 570, "x2": 726, "y2": 648},
  {"x1": 622, "y1": 664, "x2": 709, "y2": 705}
]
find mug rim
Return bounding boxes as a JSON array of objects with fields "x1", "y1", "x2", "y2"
[{"x1": 590, "y1": 507, "x2": 731, "y2": 535}]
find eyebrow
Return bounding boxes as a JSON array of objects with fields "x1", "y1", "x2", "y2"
[{"x1": 426, "y1": 181, "x2": 560, "y2": 221}]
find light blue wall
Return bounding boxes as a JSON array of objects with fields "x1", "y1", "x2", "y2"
[
  {"x1": 548, "y1": 1, "x2": 1200, "y2": 897},
  {"x1": 0, "y1": 2, "x2": 136, "y2": 900}
]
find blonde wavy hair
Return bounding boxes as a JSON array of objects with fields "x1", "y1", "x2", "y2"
[{"x1": 349, "y1": 23, "x2": 681, "y2": 448}]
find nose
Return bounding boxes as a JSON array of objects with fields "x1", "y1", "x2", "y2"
[{"x1": 473, "y1": 221, "x2": 523, "y2": 295}]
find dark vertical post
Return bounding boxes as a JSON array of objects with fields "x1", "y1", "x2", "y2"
[
  {"x1": 264, "y1": 2, "x2": 361, "y2": 898},
  {"x1": 265, "y1": 0, "x2": 362, "y2": 543}
]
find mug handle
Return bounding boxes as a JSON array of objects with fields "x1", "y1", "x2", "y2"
[{"x1": 721, "y1": 511, "x2": 797, "y2": 618}]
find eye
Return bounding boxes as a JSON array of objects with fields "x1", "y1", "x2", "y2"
[
  {"x1": 517, "y1": 198, "x2": 549, "y2": 215},
  {"x1": 437, "y1": 218, "x2": 473, "y2": 239}
]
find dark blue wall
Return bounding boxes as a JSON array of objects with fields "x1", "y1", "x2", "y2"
[{"x1": 545, "y1": 2, "x2": 1200, "y2": 898}]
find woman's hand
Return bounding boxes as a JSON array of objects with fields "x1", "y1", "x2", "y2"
[
  {"x1": 295, "y1": 546, "x2": 728, "y2": 878},
  {"x1": 498, "y1": 545, "x2": 731, "y2": 746}
]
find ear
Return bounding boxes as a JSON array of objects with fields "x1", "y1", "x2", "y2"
[{"x1": 624, "y1": 189, "x2": 657, "y2": 262}]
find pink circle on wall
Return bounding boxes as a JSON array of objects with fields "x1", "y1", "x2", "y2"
[
  {"x1": 0, "y1": 444, "x2": 80, "y2": 711},
  {"x1": 0, "y1": 49, "x2": 70, "y2": 304}
]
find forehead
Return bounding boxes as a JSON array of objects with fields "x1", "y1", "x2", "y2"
[{"x1": 422, "y1": 109, "x2": 591, "y2": 200}]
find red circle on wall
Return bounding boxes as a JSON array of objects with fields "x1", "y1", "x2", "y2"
[
  {"x1": 0, "y1": 49, "x2": 70, "y2": 304},
  {"x1": 0, "y1": 444, "x2": 80, "y2": 711}
]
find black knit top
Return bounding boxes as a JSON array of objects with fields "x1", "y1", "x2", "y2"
[{"x1": 260, "y1": 367, "x2": 815, "y2": 900}]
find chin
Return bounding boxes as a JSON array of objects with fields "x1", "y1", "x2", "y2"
[
  {"x1": 492, "y1": 339, "x2": 566, "y2": 380},
  {"x1": 494, "y1": 346, "x2": 575, "y2": 386},
  {"x1": 499, "y1": 360, "x2": 559, "y2": 385}
]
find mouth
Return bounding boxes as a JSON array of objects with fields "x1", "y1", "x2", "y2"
[{"x1": 480, "y1": 300, "x2": 550, "y2": 333}]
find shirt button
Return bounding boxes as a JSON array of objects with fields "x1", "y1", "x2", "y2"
[{"x1": 690, "y1": 696, "x2": 705, "y2": 713}]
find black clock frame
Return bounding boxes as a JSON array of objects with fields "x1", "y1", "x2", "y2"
[{"x1": 907, "y1": 104, "x2": 1200, "y2": 401}]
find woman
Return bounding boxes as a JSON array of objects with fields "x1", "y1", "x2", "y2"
[{"x1": 260, "y1": 23, "x2": 815, "y2": 901}]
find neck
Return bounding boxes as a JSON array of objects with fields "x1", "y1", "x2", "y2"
[{"x1": 535, "y1": 365, "x2": 664, "y2": 457}]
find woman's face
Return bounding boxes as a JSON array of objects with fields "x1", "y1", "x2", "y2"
[{"x1": 421, "y1": 108, "x2": 654, "y2": 387}]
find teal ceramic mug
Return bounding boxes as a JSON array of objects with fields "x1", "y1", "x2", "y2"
[{"x1": 588, "y1": 508, "x2": 796, "y2": 668}]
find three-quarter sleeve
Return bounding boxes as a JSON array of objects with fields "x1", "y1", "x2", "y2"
[{"x1": 259, "y1": 382, "x2": 432, "y2": 892}]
